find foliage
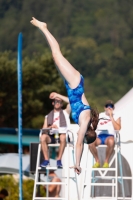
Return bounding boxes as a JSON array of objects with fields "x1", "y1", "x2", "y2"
[
  {"x1": 0, "y1": 51, "x2": 66, "y2": 128},
  {"x1": 0, "y1": 175, "x2": 45, "y2": 200},
  {"x1": 0, "y1": 175, "x2": 19, "y2": 200}
]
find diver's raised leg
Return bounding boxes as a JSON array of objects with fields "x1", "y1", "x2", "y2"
[{"x1": 30, "y1": 17, "x2": 80, "y2": 88}]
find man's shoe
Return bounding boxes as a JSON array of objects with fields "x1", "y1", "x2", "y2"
[
  {"x1": 102, "y1": 162, "x2": 109, "y2": 168},
  {"x1": 57, "y1": 160, "x2": 63, "y2": 168},
  {"x1": 40, "y1": 160, "x2": 50, "y2": 168},
  {"x1": 92, "y1": 162, "x2": 100, "y2": 168}
]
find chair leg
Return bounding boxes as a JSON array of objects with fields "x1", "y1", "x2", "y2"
[
  {"x1": 118, "y1": 150, "x2": 125, "y2": 199},
  {"x1": 91, "y1": 156, "x2": 95, "y2": 197}
]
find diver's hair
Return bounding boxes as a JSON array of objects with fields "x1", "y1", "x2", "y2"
[
  {"x1": 90, "y1": 107, "x2": 99, "y2": 131},
  {"x1": 85, "y1": 107, "x2": 99, "y2": 144}
]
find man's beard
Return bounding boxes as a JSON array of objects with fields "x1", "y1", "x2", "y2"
[{"x1": 54, "y1": 107, "x2": 61, "y2": 111}]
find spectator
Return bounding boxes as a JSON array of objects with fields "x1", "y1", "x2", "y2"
[
  {"x1": 44, "y1": 170, "x2": 61, "y2": 198},
  {"x1": 0, "y1": 188, "x2": 8, "y2": 200},
  {"x1": 40, "y1": 92, "x2": 71, "y2": 168},
  {"x1": 23, "y1": 146, "x2": 29, "y2": 154},
  {"x1": 89, "y1": 100, "x2": 121, "y2": 168}
]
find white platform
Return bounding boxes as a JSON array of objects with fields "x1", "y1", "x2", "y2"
[{"x1": 61, "y1": 124, "x2": 133, "y2": 200}]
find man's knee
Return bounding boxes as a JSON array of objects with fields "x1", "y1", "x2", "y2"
[
  {"x1": 41, "y1": 134, "x2": 49, "y2": 143},
  {"x1": 89, "y1": 143, "x2": 95, "y2": 148},
  {"x1": 106, "y1": 137, "x2": 115, "y2": 147},
  {"x1": 59, "y1": 134, "x2": 66, "y2": 143},
  {"x1": 53, "y1": 177, "x2": 61, "y2": 183},
  {"x1": 89, "y1": 138, "x2": 98, "y2": 148}
]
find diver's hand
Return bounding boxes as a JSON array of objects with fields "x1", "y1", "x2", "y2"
[{"x1": 70, "y1": 165, "x2": 82, "y2": 175}]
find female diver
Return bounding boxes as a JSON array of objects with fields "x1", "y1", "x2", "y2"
[{"x1": 30, "y1": 17, "x2": 99, "y2": 174}]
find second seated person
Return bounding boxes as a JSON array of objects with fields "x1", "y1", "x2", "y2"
[
  {"x1": 40, "y1": 92, "x2": 71, "y2": 168},
  {"x1": 89, "y1": 100, "x2": 121, "y2": 168}
]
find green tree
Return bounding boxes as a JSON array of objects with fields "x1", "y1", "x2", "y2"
[
  {"x1": 0, "y1": 175, "x2": 45, "y2": 200},
  {"x1": 0, "y1": 51, "x2": 66, "y2": 128}
]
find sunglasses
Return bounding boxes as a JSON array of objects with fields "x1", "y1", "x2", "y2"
[
  {"x1": 105, "y1": 104, "x2": 114, "y2": 108},
  {"x1": 54, "y1": 99, "x2": 62, "y2": 104}
]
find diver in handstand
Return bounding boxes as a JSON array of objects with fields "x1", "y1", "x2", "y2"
[{"x1": 30, "y1": 17, "x2": 99, "y2": 174}]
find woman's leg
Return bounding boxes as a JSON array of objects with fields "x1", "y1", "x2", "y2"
[
  {"x1": 57, "y1": 134, "x2": 66, "y2": 160},
  {"x1": 89, "y1": 138, "x2": 101, "y2": 163},
  {"x1": 30, "y1": 17, "x2": 80, "y2": 88},
  {"x1": 105, "y1": 136, "x2": 115, "y2": 163},
  {"x1": 41, "y1": 134, "x2": 51, "y2": 160}
]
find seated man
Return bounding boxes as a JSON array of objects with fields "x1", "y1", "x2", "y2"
[
  {"x1": 43, "y1": 170, "x2": 61, "y2": 198},
  {"x1": 40, "y1": 92, "x2": 71, "y2": 168},
  {"x1": 89, "y1": 100, "x2": 121, "y2": 168}
]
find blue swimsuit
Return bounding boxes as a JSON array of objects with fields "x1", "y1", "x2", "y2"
[{"x1": 65, "y1": 75, "x2": 91, "y2": 124}]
